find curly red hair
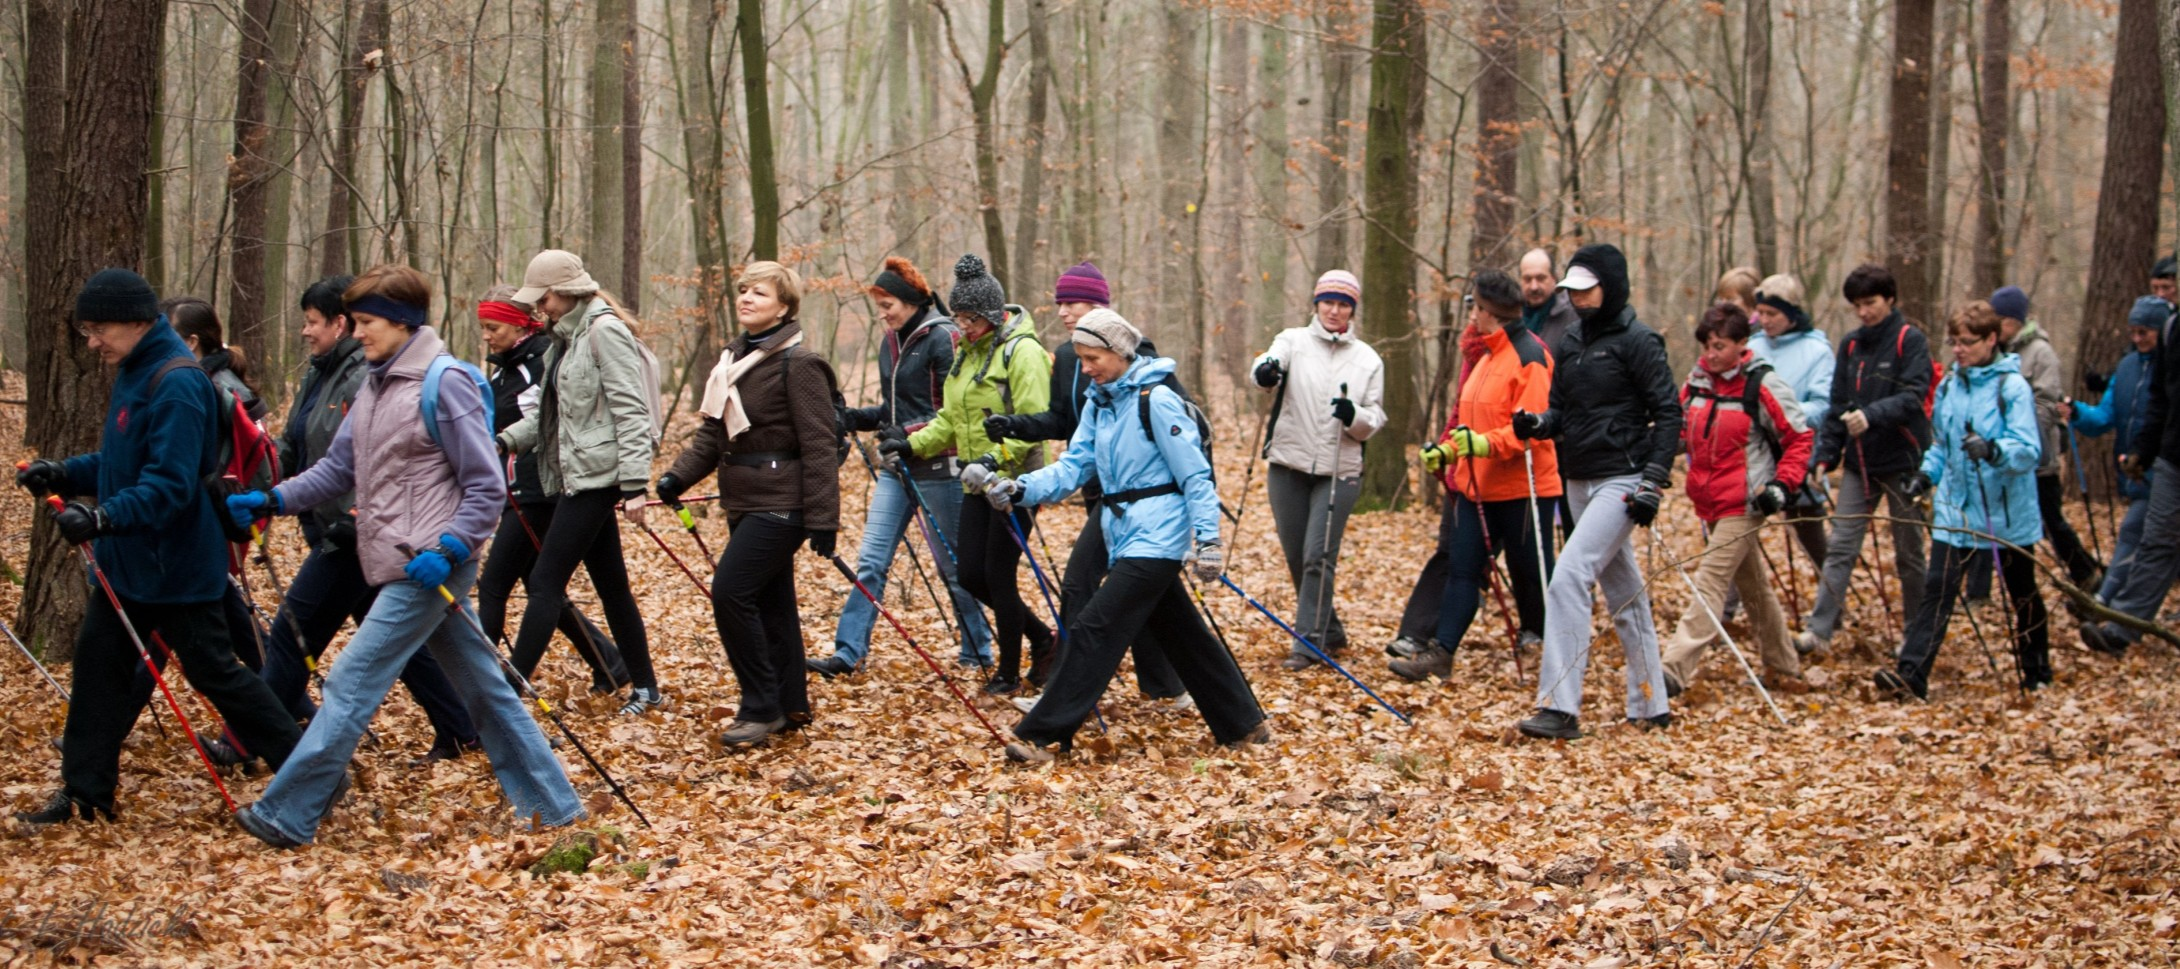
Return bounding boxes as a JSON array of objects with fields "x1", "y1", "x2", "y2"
[{"x1": 868, "y1": 256, "x2": 932, "y2": 303}]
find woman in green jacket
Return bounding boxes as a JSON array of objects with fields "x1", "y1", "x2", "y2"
[{"x1": 880, "y1": 255, "x2": 1055, "y2": 694}]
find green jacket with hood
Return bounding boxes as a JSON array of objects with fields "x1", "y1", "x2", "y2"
[{"x1": 907, "y1": 306, "x2": 1051, "y2": 475}]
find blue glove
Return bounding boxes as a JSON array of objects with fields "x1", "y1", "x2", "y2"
[
  {"x1": 403, "y1": 533, "x2": 470, "y2": 588},
  {"x1": 224, "y1": 490, "x2": 280, "y2": 532}
]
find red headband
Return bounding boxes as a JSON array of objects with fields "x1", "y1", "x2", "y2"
[{"x1": 477, "y1": 300, "x2": 539, "y2": 329}]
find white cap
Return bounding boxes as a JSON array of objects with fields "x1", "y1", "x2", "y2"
[
  {"x1": 512, "y1": 249, "x2": 598, "y2": 305},
  {"x1": 1558, "y1": 264, "x2": 1601, "y2": 292}
]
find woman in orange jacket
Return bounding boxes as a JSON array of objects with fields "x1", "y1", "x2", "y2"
[{"x1": 1390, "y1": 271, "x2": 1561, "y2": 682}]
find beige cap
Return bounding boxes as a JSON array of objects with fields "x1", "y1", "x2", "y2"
[{"x1": 512, "y1": 249, "x2": 597, "y2": 305}]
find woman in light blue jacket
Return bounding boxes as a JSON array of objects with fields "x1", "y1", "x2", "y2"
[
  {"x1": 1880, "y1": 301, "x2": 2047, "y2": 701},
  {"x1": 968, "y1": 310, "x2": 1266, "y2": 762},
  {"x1": 1748, "y1": 273, "x2": 1834, "y2": 568}
]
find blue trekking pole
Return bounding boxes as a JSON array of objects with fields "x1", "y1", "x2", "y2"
[
  {"x1": 1217, "y1": 574, "x2": 1411, "y2": 725},
  {"x1": 997, "y1": 503, "x2": 1105, "y2": 731}
]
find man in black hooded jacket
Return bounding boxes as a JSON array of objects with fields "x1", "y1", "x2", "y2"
[{"x1": 1509, "y1": 243, "x2": 1678, "y2": 740}]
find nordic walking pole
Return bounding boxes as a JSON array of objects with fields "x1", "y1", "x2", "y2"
[
  {"x1": 1650, "y1": 531, "x2": 1789, "y2": 727},
  {"x1": 1219, "y1": 574, "x2": 1410, "y2": 724},
  {"x1": 894, "y1": 464, "x2": 993, "y2": 662},
  {"x1": 504, "y1": 502, "x2": 626, "y2": 688},
  {"x1": 394, "y1": 543, "x2": 650, "y2": 827},
  {"x1": 829, "y1": 555, "x2": 1006, "y2": 743},
  {"x1": 997, "y1": 509, "x2": 1107, "y2": 731},
  {"x1": 1306, "y1": 383, "x2": 1351, "y2": 651},
  {"x1": 1966, "y1": 424, "x2": 2029, "y2": 692},
  {"x1": 0, "y1": 614, "x2": 67, "y2": 703},
  {"x1": 47, "y1": 497, "x2": 237, "y2": 811},
  {"x1": 1458, "y1": 446, "x2": 1528, "y2": 682},
  {"x1": 638, "y1": 517, "x2": 713, "y2": 595},
  {"x1": 2065, "y1": 425, "x2": 2105, "y2": 562},
  {"x1": 852, "y1": 439, "x2": 959, "y2": 642},
  {"x1": 1523, "y1": 445, "x2": 1553, "y2": 634}
]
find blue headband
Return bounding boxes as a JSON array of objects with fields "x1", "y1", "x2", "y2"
[{"x1": 348, "y1": 294, "x2": 429, "y2": 328}]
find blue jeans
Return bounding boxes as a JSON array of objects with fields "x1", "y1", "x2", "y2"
[
  {"x1": 2099, "y1": 496, "x2": 2149, "y2": 602},
  {"x1": 832, "y1": 471, "x2": 994, "y2": 667},
  {"x1": 249, "y1": 561, "x2": 584, "y2": 844}
]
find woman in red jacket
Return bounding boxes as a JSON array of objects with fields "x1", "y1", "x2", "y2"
[
  {"x1": 1389, "y1": 271, "x2": 1560, "y2": 682},
  {"x1": 1660, "y1": 303, "x2": 1813, "y2": 697}
]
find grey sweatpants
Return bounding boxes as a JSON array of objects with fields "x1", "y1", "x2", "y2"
[
  {"x1": 1533, "y1": 475, "x2": 1668, "y2": 721},
  {"x1": 2094, "y1": 458, "x2": 2180, "y2": 643},
  {"x1": 1804, "y1": 467, "x2": 1927, "y2": 644},
  {"x1": 1266, "y1": 462, "x2": 1360, "y2": 653}
]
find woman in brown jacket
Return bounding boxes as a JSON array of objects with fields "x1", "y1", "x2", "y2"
[{"x1": 655, "y1": 261, "x2": 843, "y2": 748}]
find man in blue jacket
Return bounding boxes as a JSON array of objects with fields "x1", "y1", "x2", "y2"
[
  {"x1": 2069, "y1": 296, "x2": 2166, "y2": 609},
  {"x1": 2079, "y1": 292, "x2": 2180, "y2": 657},
  {"x1": 12, "y1": 269, "x2": 301, "y2": 824}
]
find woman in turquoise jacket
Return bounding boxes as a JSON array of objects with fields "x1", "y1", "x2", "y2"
[
  {"x1": 1881, "y1": 301, "x2": 2048, "y2": 701},
  {"x1": 968, "y1": 310, "x2": 1267, "y2": 762}
]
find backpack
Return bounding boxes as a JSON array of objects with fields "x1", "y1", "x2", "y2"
[
  {"x1": 786, "y1": 344, "x2": 853, "y2": 468},
  {"x1": 149, "y1": 357, "x2": 277, "y2": 492},
  {"x1": 1687, "y1": 361, "x2": 1783, "y2": 460},
  {"x1": 1849, "y1": 324, "x2": 1941, "y2": 418},
  {"x1": 420, "y1": 355, "x2": 497, "y2": 448},
  {"x1": 1135, "y1": 382, "x2": 1217, "y2": 484},
  {"x1": 585, "y1": 314, "x2": 666, "y2": 445}
]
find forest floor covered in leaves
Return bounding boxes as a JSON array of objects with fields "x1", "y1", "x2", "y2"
[{"x1": 0, "y1": 396, "x2": 2175, "y2": 967}]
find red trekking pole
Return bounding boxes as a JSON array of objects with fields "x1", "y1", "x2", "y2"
[
  {"x1": 46, "y1": 496, "x2": 237, "y2": 811},
  {"x1": 829, "y1": 555, "x2": 1005, "y2": 744}
]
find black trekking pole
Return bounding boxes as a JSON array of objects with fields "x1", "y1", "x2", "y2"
[
  {"x1": 1964, "y1": 428, "x2": 2029, "y2": 693},
  {"x1": 504, "y1": 502, "x2": 626, "y2": 686},
  {"x1": 395, "y1": 543, "x2": 650, "y2": 828},
  {"x1": 828, "y1": 555, "x2": 1007, "y2": 743},
  {"x1": 1461, "y1": 446, "x2": 1529, "y2": 683},
  {"x1": 1218, "y1": 573, "x2": 1410, "y2": 724},
  {"x1": 1306, "y1": 383, "x2": 1351, "y2": 652},
  {"x1": 2065, "y1": 425, "x2": 2105, "y2": 563},
  {"x1": 0, "y1": 614, "x2": 67, "y2": 704},
  {"x1": 851, "y1": 438, "x2": 959, "y2": 642},
  {"x1": 47, "y1": 496, "x2": 237, "y2": 810}
]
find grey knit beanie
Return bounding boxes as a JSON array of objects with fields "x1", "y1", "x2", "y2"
[
  {"x1": 950, "y1": 254, "x2": 1006, "y2": 325},
  {"x1": 1070, "y1": 308, "x2": 1142, "y2": 359}
]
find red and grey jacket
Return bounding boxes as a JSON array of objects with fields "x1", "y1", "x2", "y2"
[{"x1": 1680, "y1": 350, "x2": 1814, "y2": 523}]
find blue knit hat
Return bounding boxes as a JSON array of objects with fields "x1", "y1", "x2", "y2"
[
  {"x1": 2129, "y1": 295, "x2": 2173, "y2": 330},
  {"x1": 1988, "y1": 285, "x2": 2029, "y2": 323}
]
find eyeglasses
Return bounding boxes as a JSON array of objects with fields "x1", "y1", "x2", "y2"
[
  {"x1": 75, "y1": 321, "x2": 110, "y2": 339},
  {"x1": 1945, "y1": 335, "x2": 1992, "y2": 347}
]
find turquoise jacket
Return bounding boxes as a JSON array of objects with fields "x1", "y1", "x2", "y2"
[
  {"x1": 1920, "y1": 353, "x2": 2042, "y2": 550},
  {"x1": 1749, "y1": 324, "x2": 1835, "y2": 432},
  {"x1": 1017, "y1": 356, "x2": 1219, "y2": 563}
]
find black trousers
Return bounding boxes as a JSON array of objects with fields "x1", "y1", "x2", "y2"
[
  {"x1": 1400, "y1": 493, "x2": 1550, "y2": 644},
  {"x1": 509, "y1": 488, "x2": 655, "y2": 690},
  {"x1": 1434, "y1": 495, "x2": 1552, "y2": 655},
  {"x1": 1897, "y1": 540, "x2": 2051, "y2": 693},
  {"x1": 713, "y1": 511, "x2": 810, "y2": 724},
  {"x1": 64, "y1": 591, "x2": 302, "y2": 806},
  {"x1": 1395, "y1": 495, "x2": 1455, "y2": 642},
  {"x1": 479, "y1": 500, "x2": 627, "y2": 689},
  {"x1": 1014, "y1": 557, "x2": 1262, "y2": 749},
  {"x1": 1058, "y1": 506, "x2": 1183, "y2": 697},
  {"x1": 957, "y1": 501, "x2": 1051, "y2": 679}
]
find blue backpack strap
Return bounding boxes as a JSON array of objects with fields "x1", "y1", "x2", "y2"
[{"x1": 421, "y1": 355, "x2": 495, "y2": 448}]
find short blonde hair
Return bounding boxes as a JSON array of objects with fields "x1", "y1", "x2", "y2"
[
  {"x1": 736, "y1": 261, "x2": 804, "y2": 322},
  {"x1": 1716, "y1": 266, "x2": 1762, "y2": 305},
  {"x1": 1949, "y1": 300, "x2": 2003, "y2": 342}
]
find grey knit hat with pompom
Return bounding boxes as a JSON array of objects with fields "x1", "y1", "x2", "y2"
[{"x1": 950, "y1": 254, "x2": 1006, "y2": 325}]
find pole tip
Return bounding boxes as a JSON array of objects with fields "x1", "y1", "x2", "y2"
[{"x1": 43, "y1": 495, "x2": 62, "y2": 512}]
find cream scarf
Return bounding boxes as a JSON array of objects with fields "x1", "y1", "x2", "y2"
[{"x1": 698, "y1": 331, "x2": 803, "y2": 439}]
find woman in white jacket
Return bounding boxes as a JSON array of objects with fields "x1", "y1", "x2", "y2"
[{"x1": 1249, "y1": 269, "x2": 1387, "y2": 670}]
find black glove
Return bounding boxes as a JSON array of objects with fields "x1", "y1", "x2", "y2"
[
  {"x1": 982, "y1": 413, "x2": 1021, "y2": 442},
  {"x1": 1753, "y1": 480, "x2": 1789, "y2": 516},
  {"x1": 1252, "y1": 360, "x2": 1285, "y2": 389},
  {"x1": 1511, "y1": 409, "x2": 1550, "y2": 441},
  {"x1": 324, "y1": 519, "x2": 358, "y2": 553},
  {"x1": 1901, "y1": 471, "x2": 1933, "y2": 499},
  {"x1": 2084, "y1": 371, "x2": 2110, "y2": 397},
  {"x1": 53, "y1": 501, "x2": 106, "y2": 545},
  {"x1": 878, "y1": 436, "x2": 916, "y2": 461},
  {"x1": 15, "y1": 459, "x2": 68, "y2": 497},
  {"x1": 807, "y1": 528, "x2": 836, "y2": 557},
  {"x1": 1625, "y1": 481, "x2": 1663, "y2": 527},
  {"x1": 1962, "y1": 432, "x2": 1999, "y2": 465},
  {"x1": 1331, "y1": 396, "x2": 1357, "y2": 427},
  {"x1": 655, "y1": 472, "x2": 687, "y2": 504}
]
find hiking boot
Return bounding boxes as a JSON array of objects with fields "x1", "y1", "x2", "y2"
[
  {"x1": 805, "y1": 654, "x2": 855, "y2": 680},
  {"x1": 1003, "y1": 741, "x2": 1058, "y2": 764},
  {"x1": 619, "y1": 686, "x2": 664, "y2": 716},
  {"x1": 982, "y1": 672, "x2": 1021, "y2": 696},
  {"x1": 199, "y1": 735, "x2": 251, "y2": 769},
  {"x1": 2078, "y1": 622, "x2": 2128, "y2": 658},
  {"x1": 1221, "y1": 722, "x2": 1273, "y2": 750},
  {"x1": 1662, "y1": 672, "x2": 1685, "y2": 700},
  {"x1": 1010, "y1": 696, "x2": 1039, "y2": 715},
  {"x1": 1793, "y1": 630, "x2": 1826, "y2": 656},
  {"x1": 13, "y1": 790, "x2": 113, "y2": 825},
  {"x1": 1280, "y1": 651, "x2": 1319, "y2": 672},
  {"x1": 1764, "y1": 672, "x2": 1812, "y2": 695},
  {"x1": 1517, "y1": 708, "x2": 1581, "y2": 740},
  {"x1": 1025, "y1": 626, "x2": 1057, "y2": 688},
  {"x1": 1384, "y1": 635, "x2": 1428, "y2": 659},
  {"x1": 1387, "y1": 645, "x2": 1453, "y2": 682},
  {"x1": 1627, "y1": 712, "x2": 1672, "y2": 730},
  {"x1": 233, "y1": 803, "x2": 303, "y2": 849},
  {"x1": 719, "y1": 717, "x2": 787, "y2": 748},
  {"x1": 411, "y1": 736, "x2": 481, "y2": 767},
  {"x1": 1872, "y1": 668, "x2": 1925, "y2": 702}
]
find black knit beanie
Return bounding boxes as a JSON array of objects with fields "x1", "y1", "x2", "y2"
[{"x1": 75, "y1": 268, "x2": 159, "y2": 323}]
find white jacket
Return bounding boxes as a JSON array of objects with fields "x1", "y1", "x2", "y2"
[{"x1": 1251, "y1": 317, "x2": 1386, "y2": 478}]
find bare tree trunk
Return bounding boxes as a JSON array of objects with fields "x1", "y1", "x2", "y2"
[
  {"x1": 1469, "y1": 0, "x2": 1520, "y2": 272},
  {"x1": 1155, "y1": 3, "x2": 1204, "y2": 386},
  {"x1": 1314, "y1": 4, "x2": 1357, "y2": 272},
  {"x1": 739, "y1": 0, "x2": 780, "y2": 260},
  {"x1": 1925, "y1": 0, "x2": 1962, "y2": 307},
  {"x1": 1214, "y1": 14, "x2": 1249, "y2": 364},
  {"x1": 1359, "y1": 0, "x2": 1425, "y2": 508},
  {"x1": 538, "y1": 0, "x2": 557, "y2": 250},
  {"x1": 259, "y1": 0, "x2": 304, "y2": 382},
  {"x1": 678, "y1": 0, "x2": 729, "y2": 348},
  {"x1": 1255, "y1": 16, "x2": 1290, "y2": 338},
  {"x1": 1745, "y1": 0, "x2": 1781, "y2": 274},
  {"x1": 320, "y1": 0, "x2": 382, "y2": 276},
  {"x1": 225, "y1": 0, "x2": 279, "y2": 379},
  {"x1": 933, "y1": 0, "x2": 1009, "y2": 288},
  {"x1": 383, "y1": 28, "x2": 415, "y2": 268},
  {"x1": 1971, "y1": 0, "x2": 2011, "y2": 295},
  {"x1": 1013, "y1": 0, "x2": 1053, "y2": 303},
  {"x1": 20, "y1": 0, "x2": 168, "y2": 662},
  {"x1": 589, "y1": 0, "x2": 628, "y2": 293},
  {"x1": 620, "y1": 0, "x2": 642, "y2": 312},
  {"x1": 1885, "y1": 0, "x2": 1938, "y2": 327},
  {"x1": 2078, "y1": 0, "x2": 2168, "y2": 383}
]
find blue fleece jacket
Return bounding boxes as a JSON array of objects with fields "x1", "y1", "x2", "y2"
[
  {"x1": 61, "y1": 319, "x2": 227, "y2": 604},
  {"x1": 1921, "y1": 353, "x2": 2042, "y2": 550},
  {"x1": 2069, "y1": 345, "x2": 2156, "y2": 500},
  {"x1": 1017, "y1": 356, "x2": 1220, "y2": 563},
  {"x1": 1749, "y1": 324, "x2": 1835, "y2": 431}
]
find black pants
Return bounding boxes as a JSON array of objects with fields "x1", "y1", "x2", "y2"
[
  {"x1": 479, "y1": 500, "x2": 627, "y2": 689},
  {"x1": 64, "y1": 591, "x2": 302, "y2": 806},
  {"x1": 256, "y1": 543, "x2": 477, "y2": 749},
  {"x1": 713, "y1": 511, "x2": 811, "y2": 724},
  {"x1": 1897, "y1": 540, "x2": 2051, "y2": 693},
  {"x1": 1434, "y1": 495, "x2": 1552, "y2": 656},
  {"x1": 1014, "y1": 557, "x2": 1262, "y2": 749},
  {"x1": 957, "y1": 501, "x2": 1052, "y2": 680},
  {"x1": 223, "y1": 582, "x2": 265, "y2": 671},
  {"x1": 1395, "y1": 495, "x2": 1455, "y2": 642},
  {"x1": 509, "y1": 488, "x2": 655, "y2": 690},
  {"x1": 1058, "y1": 505, "x2": 1183, "y2": 697}
]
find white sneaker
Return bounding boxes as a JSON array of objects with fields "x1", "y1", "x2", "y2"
[
  {"x1": 1010, "y1": 696, "x2": 1039, "y2": 714},
  {"x1": 1166, "y1": 692, "x2": 1196, "y2": 712}
]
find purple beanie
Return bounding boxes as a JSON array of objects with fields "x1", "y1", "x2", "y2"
[{"x1": 1054, "y1": 261, "x2": 1112, "y2": 306}]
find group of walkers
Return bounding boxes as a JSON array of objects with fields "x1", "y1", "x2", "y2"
[{"x1": 10, "y1": 238, "x2": 2177, "y2": 845}]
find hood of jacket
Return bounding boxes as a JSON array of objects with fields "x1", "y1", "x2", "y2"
[
  {"x1": 2006, "y1": 319, "x2": 2049, "y2": 354},
  {"x1": 1567, "y1": 243, "x2": 1631, "y2": 333},
  {"x1": 1306, "y1": 315, "x2": 1361, "y2": 345}
]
